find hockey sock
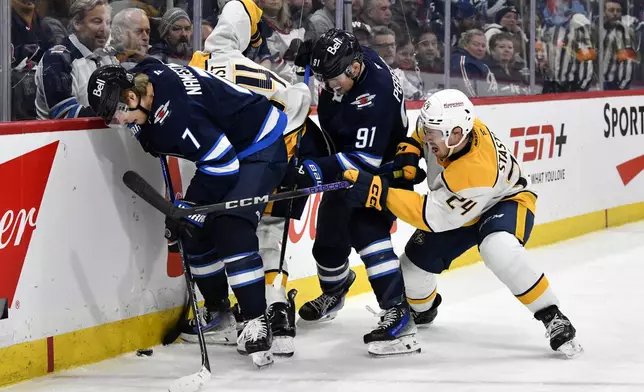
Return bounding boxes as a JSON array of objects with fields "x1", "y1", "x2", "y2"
[
  {"x1": 358, "y1": 238, "x2": 404, "y2": 309},
  {"x1": 400, "y1": 252, "x2": 438, "y2": 312}
]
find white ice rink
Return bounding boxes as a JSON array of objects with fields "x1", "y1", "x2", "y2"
[{"x1": 4, "y1": 221, "x2": 644, "y2": 392}]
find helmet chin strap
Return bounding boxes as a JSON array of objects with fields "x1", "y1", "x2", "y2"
[{"x1": 445, "y1": 133, "x2": 468, "y2": 158}]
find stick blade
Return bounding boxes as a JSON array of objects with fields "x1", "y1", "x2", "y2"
[
  {"x1": 123, "y1": 170, "x2": 174, "y2": 217},
  {"x1": 168, "y1": 366, "x2": 211, "y2": 392}
]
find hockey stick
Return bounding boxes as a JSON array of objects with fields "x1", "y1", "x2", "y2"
[
  {"x1": 277, "y1": 65, "x2": 310, "y2": 275},
  {"x1": 159, "y1": 157, "x2": 190, "y2": 347},
  {"x1": 122, "y1": 170, "x2": 351, "y2": 220},
  {"x1": 158, "y1": 157, "x2": 212, "y2": 392}
]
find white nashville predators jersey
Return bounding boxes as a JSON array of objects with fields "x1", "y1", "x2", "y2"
[
  {"x1": 412, "y1": 118, "x2": 537, "y2": 232},
  {"x1": 188, "y1": 0, "x2": 310, "y2": 138}
]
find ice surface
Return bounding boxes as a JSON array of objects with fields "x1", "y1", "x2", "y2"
[{"x1": 4, "y1": 221, "x2": 644, "y2": 392}]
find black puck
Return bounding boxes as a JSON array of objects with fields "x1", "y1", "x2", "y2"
[{"x1": 136, "y1": 348, "x2": 154, "y2": 357}]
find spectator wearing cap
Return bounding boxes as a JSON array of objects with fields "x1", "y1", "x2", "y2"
[
  {"x1": 484, "y1": 6, "x2": 526, "y2": 60},
  {"x1": 34, "y1": 0, "x2": 118, "y2": 119},
  {"x1": 150, "y1": 7, "x2": 193, "y2": 64},
  {"x1": 352, "y1": 21, "x2": 374, "y2": 46},
  {"x1": 309, "y1": 0, "x2": 335, "y2": 42},
  {"x1": 451, "y1": 28, "x2": 497, "y2": 97}
]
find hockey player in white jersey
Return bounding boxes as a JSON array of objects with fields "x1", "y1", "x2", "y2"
[
  {"x1": 181, "y1": 0, "x2": 332, "y2": 357},
  {"x1": 341, "y1": 89, "x2": 583, "y2": 358}
]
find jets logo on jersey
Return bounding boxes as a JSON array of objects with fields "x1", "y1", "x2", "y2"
[
  {"x1": 351, "y1": 93, "x2": 376, "y2": 109},
  {"x1": 153, "y1": 70, "x2": 164, "y2": 75},
  {"x1": 154, "y1": 101, "x2": 171, "y2": 125}
]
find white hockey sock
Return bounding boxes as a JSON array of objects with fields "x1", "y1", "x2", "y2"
[
  {"x1": 479, "y1": 232, "x2": 559, "y2": 313},
  {"x1": 400, "y1": 253, "x2": 438, "y2": 312}
]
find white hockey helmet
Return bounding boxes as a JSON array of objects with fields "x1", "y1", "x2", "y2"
[{"x1": 417, "y1": 89, "x2": 475, "y2": 150}]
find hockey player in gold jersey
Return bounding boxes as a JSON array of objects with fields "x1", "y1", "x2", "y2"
[{"x1": 341, "y1": 89, "x2": 583, "y2": 358}]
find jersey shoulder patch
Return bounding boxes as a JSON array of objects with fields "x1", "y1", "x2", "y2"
[{"x1": 440, "y1": 124, "x2": 498, "y2": 193}]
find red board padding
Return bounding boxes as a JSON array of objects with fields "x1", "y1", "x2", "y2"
[{"x1": 0, "y1": 89, "x2": 642, "y2": 135}]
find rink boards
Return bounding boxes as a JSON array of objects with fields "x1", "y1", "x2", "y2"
[{"x1": 0, "y1": 91, "x2": 643, "y2": 386}]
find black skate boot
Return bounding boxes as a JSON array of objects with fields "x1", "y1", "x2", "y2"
[
  {"x1": 411, "y1": 293, "x2": 442, "y2": 326},
  {"x1": 364, "y1": 302, "x2": 420, "y2": 357},
  {"x1": 237, "y1": 313, "x2": 273, "y2": 368},
  {"x1": 534, "y1": 305, "x2": 583, "y2": 358},
  {"x1": 298, "y1": 269, "x2": 356, "y2": 324},
  {"x1": 180, "y1": 298, "x2": 237, "y2": 345},
  {"x1": 267, "y1": 289, "x2": 297, "y2": 357}
]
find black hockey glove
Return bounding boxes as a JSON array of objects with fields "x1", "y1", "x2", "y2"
[
  {"x1": 342, "y1": 170, "x2": 389, "y2": 212},
  {"x1": 290, "y1": 39, "x2": 314, "y2": 68},
  {"x1": 281, "y1": 159, "x2": 324, "y2": 190},
  {"x1": 164, "y1": 201, "x2": 206, "y2": 252},
  {"x1": 386, "y1": 138, "x2": 426, "y2": 188}
]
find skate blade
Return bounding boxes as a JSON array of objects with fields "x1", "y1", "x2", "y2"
[
  {"x1": 250, "y1": 350, "x2": 274, "y2": 369},
  {"x1": 367, "y1": 335, "x2": 421, "y2": 357},
  {"x1": 297, "y1": 313, "x2": 337, "y2": 326},
  {"x1": 557, "y1": 338, "x2": 583, "y2": 359},
  {"x1": 167, "y1": 365, "x2": 211, "y2": 392},
  {"x1": 180, "y1": 330, "x2": 237, "y2": 346},
  {"x1": 272, "y1": 336, "x2": 295, "y2": 357}
]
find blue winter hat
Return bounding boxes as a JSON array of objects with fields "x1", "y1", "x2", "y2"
[{"x1": 455, "y1": 1, "x2": 478, "y2": 20}]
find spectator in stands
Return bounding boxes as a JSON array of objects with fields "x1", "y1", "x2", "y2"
[
  {"x1": 110, "y1": 8, "x2": 151, "y2": 67},
  {"x1": 600, "y1": 0, "x2": 637, "y2": 90},
  {"x1": 484, "y1": 6, "x2": 527, "y2": 60},
  {"x1": 359, "y1": 0, "x2": 395, "y2": 32},
  {"x1": 352, "y1": 0, "x2": 364, "y2": 22},
  {"x1": 11, "y1": 0, "x2": 44, "y2": 69},
  {"x1": 486, "y1": 32, "x2": 528, "y2": 95},
  {"x1": 371, "y1": 26, "x2": 422, "y2": 99},
  {"x1": 201, "y1": 20, "x2": 214, "y2": 48},
  {"x1": 149, "y1": 7, "x2": 193, "y2": 65},
  {"x1": 34, "y1": 0, "x2": 118, "y2": 119},
  {"x1": 352, "y1": 21, "x2": 373, "y2": 46},
  {"x1": 391, "y1": 0, "x2": 422, "y2": 42},
  {"x1": 451, "y1": 1, "x2": 480, "y2": 46},
  {"x1": 260, "y1": 0, "x2": 305, "y2": 82},
  {"x1": 451, "y1": 28, "x2": 497, "y2": 97},
  {"x1": 309, "y1": 0, "x2": 335, "y2": 42},
  {"x1": 290, "y1": 0, "x2": 315, "y2": 41},
  {"x1": 415, "y1": 26, "x2": 443, "y2": 73}
]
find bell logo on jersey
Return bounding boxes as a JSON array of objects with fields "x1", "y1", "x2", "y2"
[
  {"x1": 351, "y1": 93, "x2": 376, "y2": 109},
  {"x1": 154, "y1": 101, "x2": 171, "y2": 125},
  {"x1": 93, "y1": 78, "x2": 105, "y2": 97},
  {"x1": 0, "y1": 142, "x2": 58, "y2": 321}
]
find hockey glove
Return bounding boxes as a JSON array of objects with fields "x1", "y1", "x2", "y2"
[
  {"x1": 164, "y1": 201, "x2": 206, "y2": 252},
  {"x1": 290, "y1": 39, "x2": 314, "y2": 68},
  {"x1": 342, "y1": 170, "x2": 389, "y2": 212},
  {"x1": 388, "y1": 138, "x2": 426, "y2": 187},
  {"x1": 282, "y1": 159, "x2": 324, "y2": 189}
]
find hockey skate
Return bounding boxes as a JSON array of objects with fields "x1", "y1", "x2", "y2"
[
  {"x1": 411, "y1": 293, "x2": 442, "y2": 327},
  {"x1": 535, "y1": 305, "x2": 583, "y2": 358},
  {"x1": 237, "y1": 314, "x2": 274, "y2": 368},
  {"x1": 180, "y1": 299, "x2": 237, "y2": 345},
  {"x1": 364, "y1": 302, "x2": 421, "y2": 357},
  {"x1": 267, "y1": 289, "x2": 298, "y2": 357},
  {"x1": 298, "y1": 269, "x2": 356, "y2": 324}
]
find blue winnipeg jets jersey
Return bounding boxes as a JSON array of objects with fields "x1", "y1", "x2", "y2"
[
  {"x1": 316, "y1": 47, "x2": 409, "y2": 178},
  {"x1": 131, "y1": 58, "x2": 286, "y2": 177}
]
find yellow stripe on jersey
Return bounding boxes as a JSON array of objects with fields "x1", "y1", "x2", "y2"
[
  {"x1": 505, "y1": 191, "x2": 537, "y2": 215},
  {"x1": 188, "y1": 51, "x2": 210, "y2": 70},
  {"x1": 386, "y1": 188, "x2": 431, "y2": 232},
  {"x1": 516, "y1": 274, "x2": 550, "y2": 305},
  {"x1": 515, "y1": 204, "x2": 528, "y2": 243},
  {"x1": 237, "y1": 0, "x2": 263, "y2": 47},
  {"x1": 411, "y1": 127, "x2": 424, "y2": 146},
  {"x1": 440, "y1": 119, "x2": 499, "y2": 193}
]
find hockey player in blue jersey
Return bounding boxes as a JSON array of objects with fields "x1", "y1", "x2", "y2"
[
  {"x1": 86, "y1": 58, "x2": 288, "y2": 368},
  {"x1": 288, "y1": 29, "x2": 421, "y2": 356}
]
